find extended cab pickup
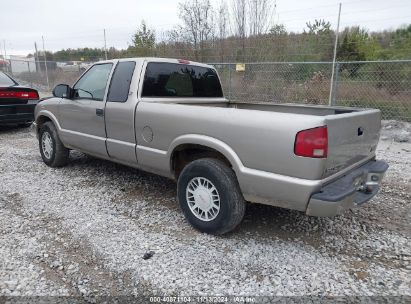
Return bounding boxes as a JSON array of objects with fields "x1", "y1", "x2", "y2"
[{"x1": 34, "y1": 58, "x2": 388, "y2": 234}]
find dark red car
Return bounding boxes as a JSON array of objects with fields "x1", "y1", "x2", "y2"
[{"x1": 0, "y1": 71, "x2": 39, "y2": 126}]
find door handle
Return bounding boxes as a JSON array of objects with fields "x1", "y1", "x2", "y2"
[{"x1": 96, "y1": 108, "x2": 104, "y2": 117}]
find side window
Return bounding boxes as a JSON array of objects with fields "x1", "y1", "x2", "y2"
[
  {"x1": 107, "y1": 61, "x2": 136, "y2": 102},
  {"x1": 142, "y1": 63, "x2": 223, "y2": 98},
  {"x1": 73, "y1": 63, "x2": 112, "y2": 101}
]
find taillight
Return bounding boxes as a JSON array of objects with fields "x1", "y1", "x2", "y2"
[
  {"x1": 0, "y1": 89, "x2": 39, "y2": 100},
  {"x1": 294, "y1": 126, "x2": 328, "y2": 158}
]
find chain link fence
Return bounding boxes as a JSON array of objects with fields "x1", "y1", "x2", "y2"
[
  {"x1": 214, "y1": 60, "x2": 411, "y2": 122},
  {"x1": 2, "y1": 58, "x2": 410, "y2": 122},
  {"x1": 1, "y1": 58, "x2": 86, "y2": 96}
]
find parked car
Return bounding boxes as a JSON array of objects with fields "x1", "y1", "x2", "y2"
[
  {"x1": 33, "y1": 58, "x2": 388, "y2": 234},
  {"x1": 57, "y1": 61, "x2": 81, "y2": 72},
  {"x1": 79, "y1": 62, "x2": 93, "y2": 72},
  {"x1": 0, "y1": 71, "x2": 39, "y2": 126}
]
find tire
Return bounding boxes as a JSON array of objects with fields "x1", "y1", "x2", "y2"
[
  {"x1": 39, "y1": 121, "x2": 69, "y2": 167},
  {"x1": 177, "y1": 158, "x2": 246, "y2": 235}
]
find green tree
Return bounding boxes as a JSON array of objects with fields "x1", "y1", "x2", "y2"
[
  {"x1": 337, "y1": 27, "x2": 369, "y2": 61},
  {"x1": 269, "y1": 24, "x2": 287, "y2": 36},
  {"x1": 129, "y1": 21, "x2": 156, "y2": 56},
  {"x1": 305, "y1": 19, "x2": 331, "y2": 35},
  {"x1": 388, "y1": 24, "x2": 411, "y2": 59},
  {"x1": 303, "y1": 19, "x2": 334, "y2": 61}
]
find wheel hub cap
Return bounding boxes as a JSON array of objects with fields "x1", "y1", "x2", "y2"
[
  {"x1": 194, "y1": 189, "x2": 213, "y2": 210},
  {"x1": 186, "y1": 177, "x2": 220, "y2": 222},
  {"x1": 42, "y1": 132, "x2": 53, "y2": 159}
]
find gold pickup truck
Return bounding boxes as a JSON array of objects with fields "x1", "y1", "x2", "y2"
[{"x1": 34, "y1": 58, "x2": 388, "y2": 234}]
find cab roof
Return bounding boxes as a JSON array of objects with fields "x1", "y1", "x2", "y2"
[{"x1": 97, "y1": 57, "x2": 215, "y2": 69}]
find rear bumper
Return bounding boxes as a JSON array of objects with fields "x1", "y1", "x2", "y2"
[
  {"x1": 0, "y1": 104, "x2": 36, "y2": 124},
  {"x1": 306, "y1": 160, "x2": 389, "y2": 217}
]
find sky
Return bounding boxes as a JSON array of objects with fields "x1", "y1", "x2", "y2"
[{"x1": 1, "y1": 0, "x2": 410, "y2": 56}]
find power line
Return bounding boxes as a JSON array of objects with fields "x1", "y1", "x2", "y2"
[{"x1": 276, "y1": 0, "x2": 408, "y2": 15}]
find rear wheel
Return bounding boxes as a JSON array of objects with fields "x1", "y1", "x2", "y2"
[
  {"x1": 39, "y1": 122, "x2": 69, "y2": 167},
  {"x1": 177, "y1": 158, "x2": 246, "y2": 235}
]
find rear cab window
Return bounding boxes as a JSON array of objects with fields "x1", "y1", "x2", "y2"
[
  {"x1": 107, "y1": 61, "x2": 136, "y2": 102},
  {"x1": 142, "y1": 62, "x2": 223, "y2": 98}
]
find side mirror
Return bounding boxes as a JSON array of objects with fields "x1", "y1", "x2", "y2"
[{"x1": 52, "y1": 84, "x2": 72, "y2": 98}]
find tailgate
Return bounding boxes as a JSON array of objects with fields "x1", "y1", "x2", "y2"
[{"x1": 323, "y1": 109, "x2": 381, "y2": 178}]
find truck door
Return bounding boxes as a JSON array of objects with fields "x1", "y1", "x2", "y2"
[
  {"x1": 59, "y1": 63, "x2": 113, "y2": 158},
  {"x1": 104, "y1": 61, "x2": 138, "y2": 165}
]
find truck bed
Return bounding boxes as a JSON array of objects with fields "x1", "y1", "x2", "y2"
[
  {"x1": 145, "y1": 99, "x2": 381, "y2": 180},
  {"x1": 230, "y1": 102, "x2": 361, "y2": 116},
  {"x1": 184, "y1": 100, "x2": 363, "y2": 116},
  {"x1": 230, "y1": 103, "x2": 381, "y2": 179}
]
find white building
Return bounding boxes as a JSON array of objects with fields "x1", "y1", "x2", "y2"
[{"x1": 10, "y1": 55, "x2": 37, "y2": 74}]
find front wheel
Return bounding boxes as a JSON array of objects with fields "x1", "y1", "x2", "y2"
[
  {"x1": 177, "y1": 158, "x2": 246, "y2": 235},
  {"x1": 39, "y1": 122, "x2": 69, "y2": 167}
]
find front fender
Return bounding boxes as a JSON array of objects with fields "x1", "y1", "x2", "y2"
[{"x1": 35, "y1": 110, "x2": 61, "y2": 130}]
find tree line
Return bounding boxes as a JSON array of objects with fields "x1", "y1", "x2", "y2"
[{"x1": 33, "y1": 0, "x2": 411, "y2": 63}]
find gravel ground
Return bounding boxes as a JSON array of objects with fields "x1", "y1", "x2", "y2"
[{"x1": 0, "y1": 124, "x2": 410, "y2": 300}]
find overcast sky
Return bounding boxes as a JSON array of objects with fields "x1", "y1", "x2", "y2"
[{"x1": 1, "y1": 0, "x2": 410, "y2": 56}]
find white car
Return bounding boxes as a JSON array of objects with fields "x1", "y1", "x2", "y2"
[
  {"x1": 57, "y1": 61, "x2": 81, "y2": 72},
  {"x1": 79, "y1": 62, "x2": 93, "y2": 72}
]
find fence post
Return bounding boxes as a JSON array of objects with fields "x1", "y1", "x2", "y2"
[
  {"x1": 228, "y1": 64, "x2": 232, "y2": 101},
  {"x1": 331, "y1": 62, "x2": 340, "y2": 106},
  {"x1": 27, "y1": 61, "x2": 33, "y2": 88}
]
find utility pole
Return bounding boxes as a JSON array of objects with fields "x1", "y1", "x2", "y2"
[
  {"x1": 34, "y1": 42, "x2": 39, "y2": 72},
  {"x1": 3, "y1": 40, "x2": 7, "y2": 72},
  {"x1": 242, "y1": 1, "x2": 246, "y2": 62},
  {"x1": 42, "y1": 35, "x2": 50, "y2": 90},
  {"x1": 3, "y1": 40, "x2": 6, "y2": 60},
  {"x1": 103, "y1": 29, "x2": 108, "y2": 60},
  {"x1": 329, "y1": 3, "x2": 342, "y2": 106}
]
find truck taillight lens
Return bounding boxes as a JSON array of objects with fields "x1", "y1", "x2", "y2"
[
  {"x1": 294, "y1": 126, "x2": 328, "y2": 158},
  {"x1": 0, "y1": 89, "x2": 39, "y2": 100}
]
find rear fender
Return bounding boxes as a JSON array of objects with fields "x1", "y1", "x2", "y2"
[{"x1": 168, "y1": 134, "x2": 244, "y2": 173}]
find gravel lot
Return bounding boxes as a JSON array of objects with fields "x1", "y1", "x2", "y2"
[{"x1": 0, "y1": 123, "x2": 410, "y2": 300}]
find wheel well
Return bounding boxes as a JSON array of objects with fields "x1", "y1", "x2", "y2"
[
  {"x1": 36, "y1": 115, "x2": 52, "y2": 129},
  {"x1": 171, "y1": 144, "x2": 232, "y2": 180}
]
